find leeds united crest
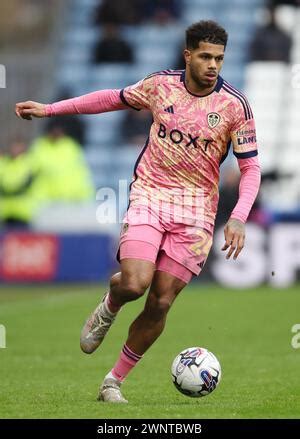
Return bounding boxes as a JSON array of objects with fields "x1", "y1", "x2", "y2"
[{"x1": 207, "y1": 112, "x2": 221, "y2": 128}]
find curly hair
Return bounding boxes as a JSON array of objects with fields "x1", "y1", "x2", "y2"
[{"x1": 186, "y1": 20, "x2": 228, "y2": 50}]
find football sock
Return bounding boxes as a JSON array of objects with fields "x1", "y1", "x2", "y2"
[
  {"x1": 105, "y1": 292, "x2": 122, "y2": 314},
  {"x1": 110, "y1": 344, "x2": 143, "y2": 382}
]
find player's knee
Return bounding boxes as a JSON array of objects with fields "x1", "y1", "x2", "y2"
[
  {"x1": 120, "y1": 277, "x2": 149, "y2": 300},
  {"x1": 156, "y1": 297, "x2": 172, "y2": 315},
  {"x1": 147, "y1": 294, "x2": 173, "y2": 319},
  {"x1": 110, "y1": 272, "x2": 121, "y2": 289}
]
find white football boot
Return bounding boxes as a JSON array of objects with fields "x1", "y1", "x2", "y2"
[
  {"x1": 98, "y1": 377, "x2": 128, "y2": 403},
  {"x1": 80, "y1": 293, "x2": 117, "y2": 354}
]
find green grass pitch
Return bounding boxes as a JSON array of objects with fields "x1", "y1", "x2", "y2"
[{"x1": 0, "y1": 283, "x2": 300, "y2": 419}]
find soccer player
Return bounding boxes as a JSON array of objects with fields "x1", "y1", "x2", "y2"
[{"x1": 15, "y1": 21, "x2": 261, "y2": 403}]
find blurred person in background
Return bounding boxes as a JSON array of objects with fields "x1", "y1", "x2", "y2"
[
  {"x1": 93, "y1": 24, "x2": 134, "y2": 64},
  {"x1": 120, "y1": 109, "x2": 152, "y2": 146},
  {"x1": 215, "y1": 165, "x2": 240, "y2": 228},
  {"x1": 139, "y1": 0, "x2": 182, "y2": 25},
  {"x1": 94, "y1": 0, "x2": 141, "y2": 26},
  {"x1": 46, "y1": 89, "x2": 86, "y2": 147},
  {"x1": 174, "y1": 42, "x2": 187, "y2": 70},
  {"x1": 216, "y1": 165, "x2": 271, "y2": 228},
  {"x1": 0, "y1": 139, "x2": 39, "y2": 228},
  {"x1": 270, "y1": 0, "x2": 300, "y2": 6},
  {"x1": 249, "y1": 5, "x2": 292, "y2": 62},
  {"x1": 29, "y1": 120, "x2": 94, "y2": 203},
  {"x1": 0, "y1": 150, "x2": 5, "y2": 172},
  {"x1": 94, "y1": 0, "x2": 182, "y2": 27}
]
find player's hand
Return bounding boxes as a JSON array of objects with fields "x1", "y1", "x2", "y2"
[
  {"x1": 15, "y1": 101, "x2": 46, "y2": 120},
  {"x1": 222, "y1": 218, "x2": 245, "y2": 260}
]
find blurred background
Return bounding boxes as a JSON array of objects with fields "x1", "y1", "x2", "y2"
[{"x1": 0, "y1": 0, "x2": 300, "y2": 288}]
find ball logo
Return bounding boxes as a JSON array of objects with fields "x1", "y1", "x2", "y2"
[
  {"x1": 207, "y1": 112, "x2": 221, "y2": 128},
  {"x1": 179, "y1": 357, "x2": 193, "y2": 368},
  {"x1": 177, "y1": 348, "x2": 204, "y2": 374},
  {"x1": 185, "y1": 348, "x2": 203, "y2": 358},
  {"x1": 176, "y1": 362, "x2": 186, "y2": 375},
  {"x1": 200, "y1": 370, "x2": 217, "y2": 392}
]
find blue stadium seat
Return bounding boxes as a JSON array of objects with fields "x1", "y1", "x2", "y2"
[
  {"x1": 60, "y1": 46, "x2": 92, "y2": 64},
  {"x1": 63, "y1": 28, "x2": 100, "y2": 47},
  {"x1": 131, "y1": 25, "x2": 183, "y2": 45},
  {"x1": 135, "y1": 45, "x2": 178, "y2": 68},
  {"x1": 66, "y1": 6, "x2": 95, "y2": 27},
  {"x1": 89, "y1": 64, "x2": 135, "y2": 89},
  {"x1": 56, "y1": 65, "x2": 90, "y2": 87}
]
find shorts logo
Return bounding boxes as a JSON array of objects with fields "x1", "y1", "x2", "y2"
[{"x1": 207, "y1": 112, "x2": 221, "y2": 128}]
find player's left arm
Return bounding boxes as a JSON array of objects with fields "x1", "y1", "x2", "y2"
[{"x1": 222, "y1": 99, "x2": 261, "y2": 260}]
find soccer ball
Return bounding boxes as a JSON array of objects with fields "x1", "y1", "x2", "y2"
[{"x1": 171, "y1": 347, "x2": 221, "y2": 397}]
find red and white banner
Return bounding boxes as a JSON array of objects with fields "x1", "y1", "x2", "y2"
[{"x1": 0, "y1": 234, "x2": 58, "y2": 281}]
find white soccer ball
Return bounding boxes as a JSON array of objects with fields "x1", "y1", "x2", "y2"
[{"x1": 171, "y1": 347, "x2": 221, "y2": 397}]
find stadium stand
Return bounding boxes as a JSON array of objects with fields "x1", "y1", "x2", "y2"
[{"x1": 244, "y1": 2, "x2": 300, "y2": 213}]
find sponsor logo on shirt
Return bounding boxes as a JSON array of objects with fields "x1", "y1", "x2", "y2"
[
  {"x1": 158, "y1": 123, "x2": 212, "y2": 151},
  {"x1": 237, "y1": 135, "x2": 256, "y2": 145}
]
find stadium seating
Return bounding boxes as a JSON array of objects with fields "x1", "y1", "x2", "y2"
[
  {"x1": 244, "y1": 62, "x2": 288, "y2": 173},
  {"x1": 243, "y1": 3, "x2": 300, "y2": 212}
]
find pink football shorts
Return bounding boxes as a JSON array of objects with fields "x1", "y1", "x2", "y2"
[{"x1": 118, "y1": 203, "x2": 213, "y2": 284}]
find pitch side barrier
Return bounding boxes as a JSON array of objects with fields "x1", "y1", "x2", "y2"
[{"x1": 0, "y1": 223, "x2": 299, "y2": 286}]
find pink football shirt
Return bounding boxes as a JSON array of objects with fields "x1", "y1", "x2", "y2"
[{"x1": 120, "y1": 69, "x2": 258, "y2": 228}]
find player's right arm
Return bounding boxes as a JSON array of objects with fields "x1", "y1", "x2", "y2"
[
  {"x1": 15, "y1": 101, "x2": 46, "y2": 120},
  {"x1": 15, "y1": 76, "x2": 154, "y2": 121},
  {"x1": 15, "y1": 89, "x2": 126, "y2": 121}
]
